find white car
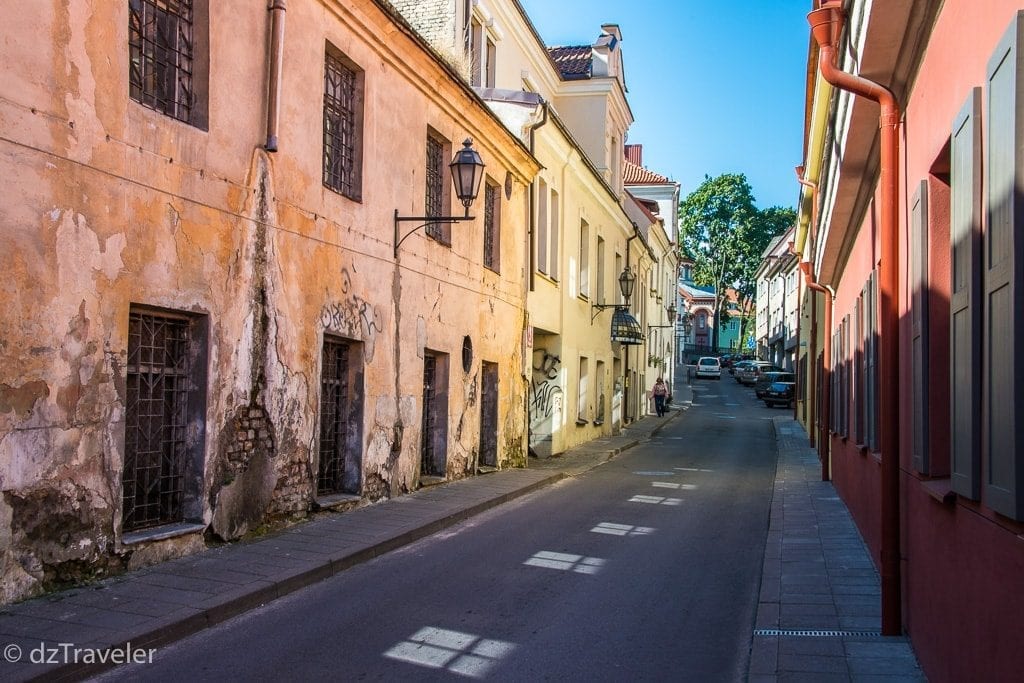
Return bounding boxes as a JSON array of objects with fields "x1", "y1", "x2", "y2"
[{"x1": 695, "y1": 356, "x2": 721, "y2": 380}]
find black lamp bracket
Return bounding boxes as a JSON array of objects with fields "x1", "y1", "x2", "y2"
[
  {"x1": 394, "y1": 209, "x2": 474, "y2": 258},
  {"x1": 591, "y1": 302, "x2": 624, "y2": 324}
]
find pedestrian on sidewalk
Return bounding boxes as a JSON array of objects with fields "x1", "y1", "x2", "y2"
[{"x1": 652, "y1": 377, "x2": 668, "y2": 417}]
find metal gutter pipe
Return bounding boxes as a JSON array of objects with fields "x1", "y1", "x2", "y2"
[
  {"x1": 801, "y1": 261, "x2": 832, "y2": 479},
  {"x1": 527, "y1": 101, "x2": 549, "y2": 291},
  {"x1": 265, "y1": 0, "x2": 287, "y2": 152},
  {"x1": 788, "y1": 239, "x2": 801, "y2": 423},
  {"x1": 808, "y1": 2, "x2": 902, "y2": 636},
  {"x1": 795, "y1": 166, "x2": 819, "y2": 446},
  {"x1": 623, "y1": 227, "x2": 639, "y2": 423}
]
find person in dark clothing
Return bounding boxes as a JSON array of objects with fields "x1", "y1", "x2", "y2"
[{"x1": 652, "y1": 377, "x2": 669, "y2": 417}]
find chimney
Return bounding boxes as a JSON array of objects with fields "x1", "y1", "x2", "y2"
[{"x1": 625, "y1": 144, "x2": 643, "y2": 166}]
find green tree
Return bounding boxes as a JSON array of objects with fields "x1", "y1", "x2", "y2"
[{"x1": 678, "y1": 174, "x2": 794, "y2": 350}]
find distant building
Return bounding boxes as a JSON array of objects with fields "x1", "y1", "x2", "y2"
[{"x1": 754, "y1": 226, "x2": 799, "y2": 369}]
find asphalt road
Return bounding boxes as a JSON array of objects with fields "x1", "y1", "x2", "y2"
[{"x1": 96, "y1": 374, "x2": 779, "y2": 682}]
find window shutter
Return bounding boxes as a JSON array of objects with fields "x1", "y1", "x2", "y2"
[
  {"x1": 910, "y1": 180, "x2": 931, "y2": 473},
  {"x1": 866, "y1": 272, "x2": 879, "y2": 452},
  {"x1": 854, "y1": 295, "x2": 864, "y2": 443},
  {"x1": 950, "y1": 89, "x2": 982, "y2": 499},
  {"x1": 984, "y1": 14, "x2": 1024, "y2": 520}
]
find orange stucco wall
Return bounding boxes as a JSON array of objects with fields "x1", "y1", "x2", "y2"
[{"x1": 0, "y1": 0, "x2": 537, "y2": 604}]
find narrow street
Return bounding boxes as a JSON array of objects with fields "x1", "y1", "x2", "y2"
[{"x1": 95, "y1": 377, "x2": 779, "y2": 681}]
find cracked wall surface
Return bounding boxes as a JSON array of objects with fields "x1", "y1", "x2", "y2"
[{"x1": 0, "y1": 0, "x2": 538, "y2": 604}]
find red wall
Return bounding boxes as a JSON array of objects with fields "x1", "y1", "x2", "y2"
[{"x1": 825, "y1": 2, "x2": 1024, "y2": 681}]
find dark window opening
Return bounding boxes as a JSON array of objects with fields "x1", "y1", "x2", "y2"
[
  {"x1": 317, "y1": 338, "x2": 349, "y2": 494},
  {"x1": 129, "y1": 0, "x2": 197, "y2": 124},
  {"x1": 420, "y1": 352, "x2": 449, "y2": 478},
  {"x1": 425, "y1": 131, "x2": 451, "y2": 243},
  {"x1": 123, "y1": 308, "x2": 204, "y2": 532},
  {"x1": 483, "y1": 179, "x2": 500, "y2": 271},
  {"x1": 324, "y1": 47, "x2": 363, "y2": 200},
  {"x1": 479, "y1": 362, "x2": 499, "y2": 468},
  {"x1": 462, "y1": 336, "x2": 473, "y2": 373}
]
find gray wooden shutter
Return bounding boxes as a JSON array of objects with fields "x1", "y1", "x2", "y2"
[
  {"x1": 911, "y1": 181, "x2": 931, "y2": 473},
  {"x1": 984, "y1": 14, "x2": 1024, "y2": 520},
  {"x1": 950, "y1": 89, "x2": 983, "y2": 498},
  {"x1": 867, "y1": 272, "x2": 878, "y2": 452},
  {"x1": 854, "y1": 296, "x2": 864, "y2": 443}
]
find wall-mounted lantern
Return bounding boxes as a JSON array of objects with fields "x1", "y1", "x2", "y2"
[
  {"x1": 394, "y1": 139, "x2": 485, "y2": 257},
  {"x1": 593, "y1": 266, "x2": 643, "y2": 345}
]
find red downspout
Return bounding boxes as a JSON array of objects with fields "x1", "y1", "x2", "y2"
[
  {"x1": 808, "y1": 3, "x2": 902, "y2": 636},
  {"x1": 801, "y1": 261, "x2": 832, "y2": 481},
  {"x1": 265, "y1": 0, "x2": 287, "y2": 152}
]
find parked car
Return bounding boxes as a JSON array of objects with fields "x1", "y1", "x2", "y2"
[
  {"x1": 731, "y1": 359, "x2": 754, "y2": 378},
  {"x1": 738, "y1": 361, "x2": 784, "y2": 386},
  {"x1": 763, "y1": 378, "x2": 796, "y2": 408},
  {"x1": 695, "y1": 356, "x2": 721, "y2": 380},
  {"x1": 754, "y1": 371, "x2": 795, "y2": 399}
]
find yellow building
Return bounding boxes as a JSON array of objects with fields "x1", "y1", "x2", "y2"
[
  {"x1": 395, "y1": 0, "x2": 679, "y2": 455},
  {"x1": 0, "y1": 0, "x2": 538, "y2": 603}
]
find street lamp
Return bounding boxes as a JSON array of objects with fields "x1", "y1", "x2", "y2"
[
  {"x1": 591, "y1": 266, "x2": 638, "y2": 322},
  {"x1": 618, "y1": 267, "x2": 636, "y2": 304},
  {"x1": 647, "y1": 302, "x2": 678, "y2": 335},
  {"x1": 394, "y1": 139, "x2": 485, "y2": 257}
]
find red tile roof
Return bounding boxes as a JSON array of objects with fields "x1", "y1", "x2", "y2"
[
  {"x1": 623, "y1": 159, "x2": 671, "y2": 185},
  {"x1": 548, "y1": 45, "x2": 592, "y2": 80}
]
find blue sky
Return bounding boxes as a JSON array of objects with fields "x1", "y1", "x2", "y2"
[{"x1": 518, "y1": 0, "x2": 811, "y2": 211}]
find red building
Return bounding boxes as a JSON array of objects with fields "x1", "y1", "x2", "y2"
[{"x1": 796, "y1": 1, "x2": 1024, "y2": 681}]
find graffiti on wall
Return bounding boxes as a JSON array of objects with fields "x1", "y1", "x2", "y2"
[
  {"x1": 319, "y1": 268, "x2": 383, "y2": 359},
  {"x1": 528, "y1": 348, "x2": 562, "y2": 457}
]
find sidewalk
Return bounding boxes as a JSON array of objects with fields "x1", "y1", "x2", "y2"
[
  {"x1": 749, "y1": 417, "x2": 926, "y2": 682},
  {"x1": 0, "y1": 386, "x2": 693, "y2": 682}
]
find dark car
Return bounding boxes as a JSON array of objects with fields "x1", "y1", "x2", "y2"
[
  {"x1": 754, "y1": 371, "x2": 795, "y2": 399},
  {"x1": 763, "y1": 378, "x2": 796, "y2": 408}
]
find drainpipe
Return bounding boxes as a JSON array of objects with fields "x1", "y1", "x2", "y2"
[
  {"x1": 265, "y1": 0, "x2": 287, "y2": 152},
  {"x1": 788, "y1": 240, "x2": 800, "y2": 423},
  {"x1": 801, "y1": 261, "x2": 832, "y2": 480},
  {"x1": 527, "y1": 101, "x2": 549, "y2": 292},
  {"x1": 808, "y1": 3, "x2": 902, "y2": 636},
  {"x1": 623, "y1": 227, "x2": 639, "y2": 423},
  {"x1": 795, "y1": 166, "x2": 819, "y2": 446}
]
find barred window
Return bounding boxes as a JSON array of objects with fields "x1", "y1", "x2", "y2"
[
  {"x1": 425, "y1": 131, "x2": 451, "y2": 243},
  {"x1": 483, "y1": 179, "x2": 500, "y2": 271},
  {"x1": 129, "y1": 0, "x2": 195, "y2": 124},
  {"x1": 324, "y1": 47, "x2": 363, "y2": 200},
  {"x1": 123, "y1": 308, "x2": 206, "y2": 532}
]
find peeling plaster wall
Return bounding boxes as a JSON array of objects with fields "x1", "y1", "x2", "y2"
[{"x1": 0, "y1": 0, "x2": 538, "y2": 604}]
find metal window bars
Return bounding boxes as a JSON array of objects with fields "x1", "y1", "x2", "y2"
[
  {"x1": 425, "y1": 135, "x2": 445, "y2": 240},
  {"x1": 317, "y1": 340, "x2": 350, "y2": 496},
  {"x1": 483, "y1": 183, "x2": 497, "y2": 269},
  {"x1": 128, "y1": 0, "x2": 194, "y2": 123},
  {"x1": 123, "y1": 311, "x2": 190, "y2": 531},
  {"x1": 323, "y1": 51, "x2": 357, "y2": 197}
]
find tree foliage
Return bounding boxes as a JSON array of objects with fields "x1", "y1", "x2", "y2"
[{"x1": 678, "y1": 173, "x2": 795, "y2": 348}]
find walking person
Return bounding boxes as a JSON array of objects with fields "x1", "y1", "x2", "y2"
[{"x1": 652, "y1": 377, "x2": 669, "y2": 417}]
